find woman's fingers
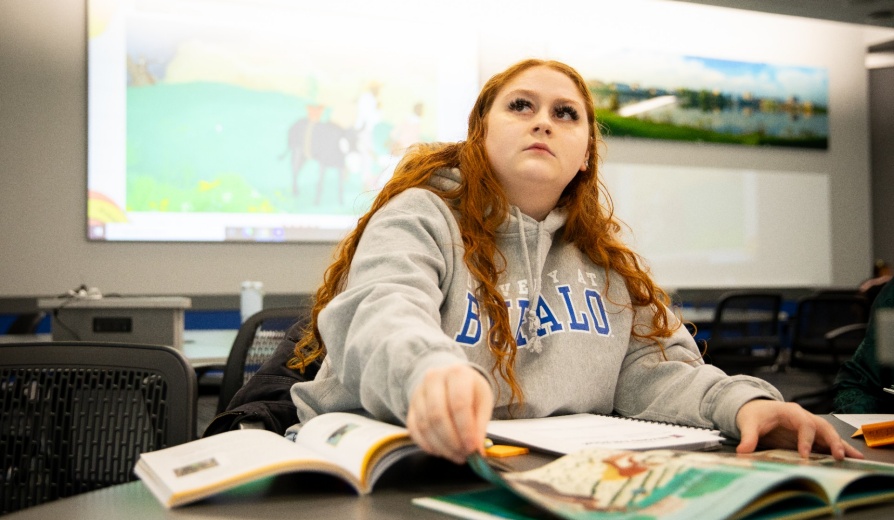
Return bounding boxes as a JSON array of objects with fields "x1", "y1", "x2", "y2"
[
  {"x1": 407, "y1": 365, "x2": 493, "y2": 464},
  {"x1": 735, "y1": 400, "x2": 864, "y2": 461}
]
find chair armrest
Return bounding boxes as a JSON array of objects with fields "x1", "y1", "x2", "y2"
[{"x1": 824, "y1": 323, "x2": 868, "y2": 341}]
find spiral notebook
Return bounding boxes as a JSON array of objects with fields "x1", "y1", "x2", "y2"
[{"x1": 486, "y1": 413, "x2": 725, "y2": 454}]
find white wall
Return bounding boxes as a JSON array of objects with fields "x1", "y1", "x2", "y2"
[
  {"x1": 870, "y1": 65, "x2": 894, "y2": 267},
  {"x1": 1, "y1": 0, "x2": 892, "y2": 297}
]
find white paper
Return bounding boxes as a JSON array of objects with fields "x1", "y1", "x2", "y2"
[{"x1": 832, "y1": 414, "x2": 894, "y2": 429}]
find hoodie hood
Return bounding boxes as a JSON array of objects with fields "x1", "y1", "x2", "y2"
[{"x1": 428, "y1": 167, "x2": 568, "y2": 233}]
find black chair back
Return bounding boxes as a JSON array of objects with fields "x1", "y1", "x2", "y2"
[
  {"x1": 789, "y1": 294, "x2": 870, "y2": 373},
  {"x1": 216, "y1": 306, "x2": 310, "y2": 414},
  {"x1": 0, "y1": 342, "x2": 196, "y2": 514},
  {"x1": 790, "y1": 322, "x2": 869, "y2": 414},
  {"x1": 706, "y1": 292, "x2": 783, "y2": 374}
]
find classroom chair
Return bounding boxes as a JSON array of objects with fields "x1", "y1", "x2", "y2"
[
  {"x1": 216, "y1": 306, "x2": 310, "y2": 414},
  {"x1": 0, "y1": 341, "x2": 197, "y2": 515},
  {"x1": 788, "y1": 294, "x2": 870, "y2": 372},
  {"x1": 704, "y1": 291, "x2": 784, "y2": 375},
  {"x1": 791, "y1": 322, "x2": 868, "y2": 413}
]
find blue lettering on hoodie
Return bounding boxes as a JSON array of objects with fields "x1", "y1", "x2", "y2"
[
  {"x1": 455, "y1": 284, "x2": 611, "y2": 346},
  {"x1": 455, "y1": 292, "x2": 482, "y2": 345},
  {"x1": 514, "y1": 298, "x2": 530, "y2": 346},
  {"x1": 531, "y1": 296, "x2": 564, "y2": 336},
  {"x1": 557, "y1": 285, "x2": 590, "y2": 331},
  {"x1": 584, "y1": 289, "x2": 610, "y2": 335}
]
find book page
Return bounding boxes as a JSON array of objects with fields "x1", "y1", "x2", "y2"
[
  {"x1": 734, "y1": 449, "x2": 894, "y2": 507},
  {"x1": 487, "y1": 414, "x2": 723, "y2": 454},
  {"x1": 472, "y1": 448, "x2": 818, "y2": 520},
  {"x1": 136, "y1": 428, "x2": 345, "y2": 506},
  {"x1": 294, "y1": 412, "x2": 415, "y2": 487}
]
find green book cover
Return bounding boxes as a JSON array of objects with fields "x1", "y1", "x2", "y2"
[{"x1": 413, "y1": 488, "x2": 553, "y2": 520}]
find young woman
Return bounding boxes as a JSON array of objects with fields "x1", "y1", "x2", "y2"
[{"x1": 270, "y1": 59, "x2": 859, "y2": 463}]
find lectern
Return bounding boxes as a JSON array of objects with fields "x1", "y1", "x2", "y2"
[{"x1": 36, "y1": 296, "x2": 192, "y2": 349}]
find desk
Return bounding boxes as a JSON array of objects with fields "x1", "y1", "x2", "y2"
[
  {"x1": 681, "y1": 306, "x2": 716, "y2": 327},
  {"x1": 182, "y1": 329, "x2": 237, "y2": 368},
  {"x1": 0, "y1": 329, "x2": 237, "y2": 370},
  {"x1": 679, "y1": 308, "x2": 790, "y2": 329},
  {"x1": 825, "y1": 413, "x2": 894, "y2": 464},
  {"x1": 5, "y1": 416, "x2": 894, "y2": 519}
]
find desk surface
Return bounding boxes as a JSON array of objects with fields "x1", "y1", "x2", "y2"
[
  {"x1": 6, "y1": 416, "x2": 894, "y2": 519},
  {"x1": 182, "y1": 329, "x2": 237, "y2": 368},
  {"x1": 679, "y1": 307, "x2": 789, "y2": 327}
]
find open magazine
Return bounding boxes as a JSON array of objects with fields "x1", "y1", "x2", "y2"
[
  {"x1": 414, "y1": 448, "x2": 894, "y2": 520},
  {"x1": 134, "y1": 412, "x2": 419, "y2": 508}
]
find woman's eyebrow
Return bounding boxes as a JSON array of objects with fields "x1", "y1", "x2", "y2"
[
  {"x1": 503, "y1": 88, "x2": 537, "y2": 99},
  {"x1": 502, "y1": 88, "x2": 583, "y2": 108}
]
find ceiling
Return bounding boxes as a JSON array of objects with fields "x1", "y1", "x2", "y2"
[{"x1": 675, "y1": 0, "x2": 894, "y2": 29}]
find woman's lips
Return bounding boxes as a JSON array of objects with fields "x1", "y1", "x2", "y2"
[{"x1": 525, "y1": 143, "x2": 554, "y2": 156}]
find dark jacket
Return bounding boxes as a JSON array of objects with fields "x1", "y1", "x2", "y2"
[
  {"x1": 834, "y1": 280, "x2": 894, "y2": 413},
  {"x1": 202, "y1": 320, "x2": 320, "y2": 437}
]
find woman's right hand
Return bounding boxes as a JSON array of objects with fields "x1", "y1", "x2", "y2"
[{"x1": 406, "y1": 364, "x2": 494, "y2": 464}]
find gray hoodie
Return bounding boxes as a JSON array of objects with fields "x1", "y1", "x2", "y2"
[{"x1": 289, "y1": 168, "x2": 781, "y2": 439}]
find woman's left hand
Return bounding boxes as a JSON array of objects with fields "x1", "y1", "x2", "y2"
[{"x1": 735, "y1": 400, "x2": 864, "y2": 460}]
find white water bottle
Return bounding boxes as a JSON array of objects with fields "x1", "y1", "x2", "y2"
[{"x1": 240, "y1": 281, "x2": 264, "y2": 323}]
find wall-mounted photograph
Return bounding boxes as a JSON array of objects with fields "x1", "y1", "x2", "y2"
[{"x1": 587, "y1": 49, "x2": 829, "y2": 149}]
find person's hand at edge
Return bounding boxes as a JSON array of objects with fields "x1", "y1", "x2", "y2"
[
  {"x1": 406, "y1": 364, "x2": 494, "y2": 464},
  {"x1": 735, "y1": 400, "x2": 863, "y2": 460}
]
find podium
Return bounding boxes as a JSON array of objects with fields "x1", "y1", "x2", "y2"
[{"x1": 37, "y1": 296, "x2": 192, "y2": 350}]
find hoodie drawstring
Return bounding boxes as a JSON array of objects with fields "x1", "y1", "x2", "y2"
[{"x1": 515, "y1": 207, "x2": 545, "y2": 354}]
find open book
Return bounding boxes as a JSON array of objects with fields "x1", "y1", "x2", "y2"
[
  {"x1": 134, "y1": 412, "x2": 419, "y2": 508},
  {"x1": 415, "y1": 448, "x2": 894, "y2": 520},
  {"x1": 487, "y1": 413, "x2": 724, "y2": 454}
]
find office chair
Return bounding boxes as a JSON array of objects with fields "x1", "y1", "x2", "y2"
[
  {"x1": 791, "y1": 322, "x2": 869, "y2": 414},
  {"x1": 0, "y1": 341, "x2": 197, "y2": 515},
  {"x1": 704, "y1": 292, "x2": 783, "y2": 375},
  {"x1": 217, "y1": 306, "x2": 310, "y2": 414},
  {"x1": 812, "y1": 288, "x2": 859, "y2": 298},
  {"x1": 788, "y1": 294, "x2": 870, "y2": 374}
]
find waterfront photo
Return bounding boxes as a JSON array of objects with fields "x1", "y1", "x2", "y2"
[{"x1": 587, "y1": 50, "x2": 829, "y2": 149}]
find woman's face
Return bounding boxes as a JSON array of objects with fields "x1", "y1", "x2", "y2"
[{"x1": 484, "y1": 66, "x2": 590, "y2": 220}]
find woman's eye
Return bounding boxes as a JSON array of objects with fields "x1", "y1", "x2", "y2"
[
  {"x1": 555, "y1": 105, "x2": 580, "y2": 121},
  {"x1": 508, "y1": 98, "x2": 533, "y2": 112}
]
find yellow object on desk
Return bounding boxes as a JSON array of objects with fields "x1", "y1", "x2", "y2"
[
  {"x1": 482, "y1": 437, "x2": 529, "y2": 458},
  {"x1": 485, "y1": 444, "x2": 530, "y2": 458},
  {"x1": 851, "y1": 420, "x2": 894, "y2": 448}
]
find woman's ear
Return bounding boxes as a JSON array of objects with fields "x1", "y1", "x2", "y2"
[{"x1": 579, "y1": 152, "x2": 590, "y2": 172}]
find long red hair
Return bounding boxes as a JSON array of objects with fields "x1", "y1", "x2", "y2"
[{"x1": 289, "y1": 59, "x2": 677, "y2": 408}]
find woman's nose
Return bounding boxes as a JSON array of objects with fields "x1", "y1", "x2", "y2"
[
  {"x1": 533, "y1": 121, "x2": 552, "y2": 135},
  {"x1": 533, "y1": 109, "x2": 553, "y2": 134}
]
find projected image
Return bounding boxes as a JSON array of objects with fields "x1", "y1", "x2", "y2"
[
  {"x1": 587, "y1": 50, "x2": 829, "y2": 149},
  {"x1": 87, "y1": 0, "x2": 477, "y2": 242}
]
